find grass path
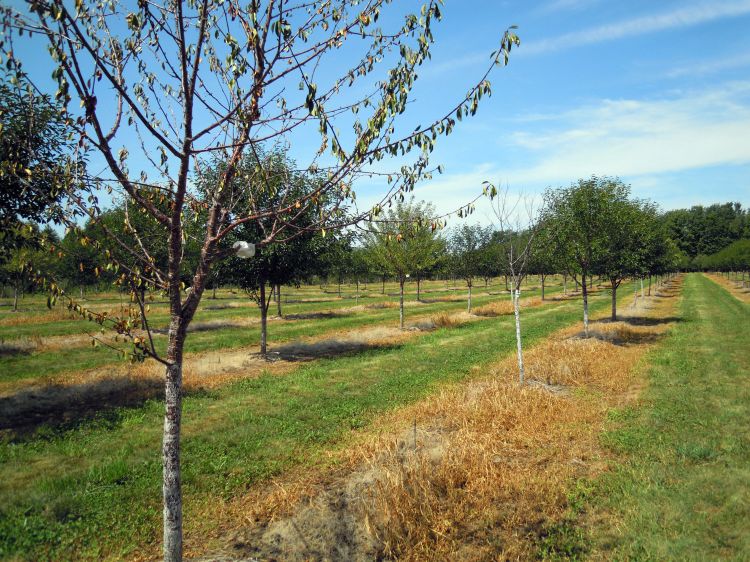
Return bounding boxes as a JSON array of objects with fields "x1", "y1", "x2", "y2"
[
  {"x1": 0, "y1": 281, "x2": 626, "y2": 561},
  {"x1": 587, "y1": 273, "x2": 750, "y2": 560}
]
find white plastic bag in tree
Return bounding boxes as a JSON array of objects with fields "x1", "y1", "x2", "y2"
[{"x1": 233, "y1": 241, "x2": 256, "y2": 259}]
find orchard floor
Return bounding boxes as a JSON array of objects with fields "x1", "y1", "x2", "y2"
[
  {"x1": 5, "y1": 275, "x2": 745, "y2": 560},
  {"x1": 196, "y1": 277, "x2": 685, "y2": 561}
]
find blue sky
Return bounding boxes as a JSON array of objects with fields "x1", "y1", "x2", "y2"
[
  {"x1": 9, "y1": 0, "x2": 750, "y2": 225},
  {"x1": 361, "y1": 0, "x2": 750, "y2": 222}
]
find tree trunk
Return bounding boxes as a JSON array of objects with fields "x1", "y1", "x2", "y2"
[
  {"x1": 513, "y1": 287, "x2": 525, "y2": 384},
  {"x1": 640, "y1": 277, "x2": 644, "y2": 299},
  {"x1": 355, "y1": 278, "x2": 359, "y2": 305},
  {"x1": 80, "y1": 284, "x2": 84, "y2": 300},
  {"x1": 416, "y1": 277, "x2": 421, "y2": 302},
  {"x1": 338, "y1": 275, "x2": 342, "y2": 298},
  {"x1": 382, "y1": 275, "x2": 386, "y2": 294},
  {"x1": 611, "y1": 282, "x2": 618, "y2": 321},
  {"x1": 399, "y1": 278, "x2": 405, "y2": 329},
  {"x1": 163, "y1": 317, "x2": 187, "y2": 562},
  {"x1": 648, "y1": 275, "x2": 652, "y2": 296},
  {"x1": 582, "y1": 274, "x2": 589, "y2": 336},
  {"x1": 212, "y1": 285, "x2": 217, "y2": 299},
  {"x1": 276, "y1": 285, "x2": 282, "y2": 317},
  {"x1": 504, "y1": 275, "x2": 509, "y2": 292},
  {"x1": 467, "y1": 281, "x2": 472, "y2": 313},
  {"x1": 259, "y1": 282, "x2": 268, "y2": 356},
  {"x1": 141, "y1": 287, "x2": 148, "y2": 329},
  {"x1": 13, "y1": 281, "x2": 19, "y2": 312},
  {"x1": 541, "y1": 274, "x2": 546, "y2": 301},
  {"x1": 563, "y1": 273, "x2": 567, "y2": 296}
]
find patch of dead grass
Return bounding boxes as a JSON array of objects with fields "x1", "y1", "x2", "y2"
[
  {"x1": 192, "y1": 277, "x2": 683, "y2": 562},
  {"x1": 473, "y1": 296, "x2": 542, "y2": 317},
  {"x1": 430, "y1": 312, "x2": 470, "y2": 329}
]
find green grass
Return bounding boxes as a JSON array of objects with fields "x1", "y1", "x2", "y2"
[
  {"x1": 584, "y1": 273, "x2": 750, "y2": 560},
  {"x1": 0, "y1": 280, "x2": 620, "y2": 561},
  {"x1": 0, "y1": 280, "x2": 561, "y2": 385}
]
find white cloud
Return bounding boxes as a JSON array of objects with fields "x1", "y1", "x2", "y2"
[
  {"x1": 407, "y1": 82, "x2": 750, "y2": 215},
  {"x1": 666, "y1": 51, "x2": 750, "y2": 78},
  {"x1": 537, "y1": 0, "x2": 601, "y2": 15},
  {"x1": 523, "y1": 1, "x2": 750, "y2": 55},
  {"x1": 502, "y1": 82, "x2": 750, "y2": 183},
  {"x1": 353, "y1": 82, "x2": 750, "y2": 220}
]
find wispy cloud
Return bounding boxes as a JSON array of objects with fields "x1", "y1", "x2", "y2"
[
  {"x1": 503, "y1": 81, "x2": 750, "y2": 181},
  {"x1": 666, "y1": 51, "x2": 750, "y2": 78},
  {"x1": 421, "y1": 52, "x2": 488, "y2": 78},
  {"x1": 524, "y1": 1, "x2": 750, "y2": 55},
  {"x1": 536, "y1": 0, "x2": 601, "y2": 15},
  {"x1": 410, "y1": 81, "x2": 750, "y2": 216}
]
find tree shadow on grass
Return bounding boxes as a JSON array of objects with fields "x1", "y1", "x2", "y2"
[
  {"x1": 268, "y1": 337, "x2": 404, "y2": 362},
  {"x1": 569, "y1": 328, "x2": 669, "y2": 346},
  {"x1": 0, "y1": 335, "x2": 407, "y2": 440},
  {"x1": 593, "y1": 316, "x2": 683, "y2": 327},
  {"x1": 0, "y1": 376, "x2": 165, "y2": 442},
  {"x1": 153, "y1": 319, "x2": 245, "y2": 334},
  {"x1": 282, "y1": 311, "x2": 352, "y2": 321}
]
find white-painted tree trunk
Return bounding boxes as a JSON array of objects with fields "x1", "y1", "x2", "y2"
[
  {"x1": 513, "y1": 288, "x2": 525, "y2": 384},
  {"x1": 582, "y1": 274, "x2": 589, "y2": 336},
  {"x1": 467, "y1": 282, "x2": 472, "y2": 313},
  {"x1": 399, "y1": 279, "x2": 405, "y2": 329},
  {"x1": 640, "y1": 277, "x2": 644, "y2": 299},
  {"x1": 259, "y1": 282, "x2": 268, "y2": 355}
]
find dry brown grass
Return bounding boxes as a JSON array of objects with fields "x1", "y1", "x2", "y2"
[
  {"x1": 0, "y1": 308, "x2": 76, "y2": 326},
  {"x1": 430, "y1": 312, "x2": 468, "y2": 329},
  {"x1": 704, "y1": 272, "x2": 750, "y2": 303},
  {"x1": 353, "y1": 281, "x2": 681, "y2": 560},
  {"x1": 367, "y1": 301, "x2": 399, "y2": 309},
  {"x1": 473, "y1": 296, "x2": 542, "y2": 317},
  {"x1": 195, "y1": 278, "x2": 683, "y2": 561}
]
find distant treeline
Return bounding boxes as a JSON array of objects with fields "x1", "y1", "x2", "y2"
[{"x1": 663, "y1": 202, "x2": 749, "y2": 270}]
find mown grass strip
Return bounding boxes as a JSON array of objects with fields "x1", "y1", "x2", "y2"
[{"x1": 587, "y1": 273, "x2": 750, "y2": 560}]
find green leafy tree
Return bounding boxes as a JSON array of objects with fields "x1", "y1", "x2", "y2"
[
  {"x1": 57, "y1": 225, "x2": 103, "y2": 299},
  {"x1": 0, "y1": 224, "x2": 58, "y2": 310},
  {"x1": 663, "y1": 203, "x2": 748, "y2": 259},
  {"x1": 0, "y1": 80, "x2": 73, "y2": 255},
  {"x1": 594, "y1": 198, "x2": 660, "y2": 320},
  {"x1": 211, "y1": 150, "x2": 329, "y2": 356},
  {"x1": 528, "y1": 221, "x2": 560, "y2": 301},
  {"x1": 449, "y1": 223, "x2": 490, "y2": 312},
  {"x1": 363, "y1": 199, "x2": 443, "y2": 328},
  {"x1": 543, "y1": 176, "x2": 631, "y2": 335}
]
